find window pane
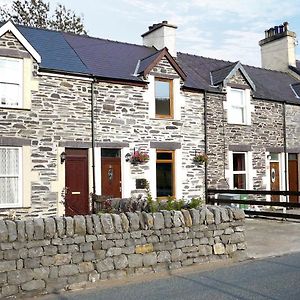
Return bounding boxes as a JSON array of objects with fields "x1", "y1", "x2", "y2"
[
  {"x1": 0, "y1": 58, "x2": 22, "y2": 83},
  {"x1": 155, "y1": 80, "x2": 170, "y2": 116},
  {"x1": 101, "y1": 149, "x2": 121, "y2": 158},
  {"x1": 270, "y1": 153, "x2": 279, "y2": 161},
  {"x1": 231, "y1": 89, "x2": 244, "y2": 106},
  {"x1": 0, "y1": 83, "x2": 21, "y2": 107},
  {"x1": 233, "y1": 153, "x2": 245, "y2": 171},
  {"x1": 156, "y1": 162, "x2": 173, "y2": 197},
  {"x1": 288, "y1": 153, "x2": 297, "y2": 160},
  {"x1": 0, "y1": 148, "x2": 19, "y2": 175},
  {"x1": 0, "y1": 148, "x2": 20, "y2": 205},
  {"x1": 233, "y1": 174, "x2": 246, "y2": 189},
  {"x1": 228, "y1": 107, "x2": 244, "y2": 123},
  {"x1": 157, "y1": 152, "x2": 172, "y2": 160}
]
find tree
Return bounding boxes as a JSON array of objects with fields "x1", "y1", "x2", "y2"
[{"x1": 0, "y1": 0, "x2": 87, "y2": 34}]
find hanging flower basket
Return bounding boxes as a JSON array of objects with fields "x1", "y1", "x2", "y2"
[
  {"x1": 129, "y1": 150, "x2": 149, "y2": 165},
  {"x1": 193, "y1": 152, "x2": 208, "y2": 164}
]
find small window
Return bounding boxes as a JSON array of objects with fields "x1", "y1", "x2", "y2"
[
  {"x1": 101, "y1": 149, "x2": 121, "y2": 158},
  {"x1": 155, "y1": 78, "x2": 173, "y2": 118},
  {"x1": 156, "y1": 150, "x2": 175, "y2": 198},
  {"x1": 0, "y1": 147, "x2": 22, "y2": 207},
  {"x1": 270, "y1": 153, "x2": 279, "y2": 161},
  {"x1": 232, "y1": 152, "x2": 247, "y2": 189},
  {"x1": 0, "y1": 57, "x2": 23, "y2": 108},
  {"x1": 227, "y1": 88, "x2": 246, "y2": 124}
]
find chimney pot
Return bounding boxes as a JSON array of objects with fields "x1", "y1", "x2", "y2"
[
  {"x1": 259, "y1": 21, "x2": 297, "y2": 71},
  {"x1": 279, "y1": 25, "x2": 284, "y2": 33}
]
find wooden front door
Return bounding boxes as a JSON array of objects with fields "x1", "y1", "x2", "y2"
[
  {"x1": 270, "y1": 162, "x2": 280, "y2": 202},
  {"x1": 288, "y1": 154, "x2": 299, "y2": 203},
  {"x1": 65, "y1": 149, "x2": 89, "y2": 216},
  {"x1": 101, "y1": 149, "x2": 121, "y2": 198}
]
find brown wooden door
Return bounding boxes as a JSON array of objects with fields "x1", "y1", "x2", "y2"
[
  {"x1": 270, "y1": 162, "x2": 280, "y2": 202},
  {"x1": 101, "y1": 157, "x2": 121, "y2": 198},
  {"x1": 288, "y1": 155, "x2": 299, "y2": 203},
  {"x1": 65, "y1": 149, "x2": 89, "y2": 216}
]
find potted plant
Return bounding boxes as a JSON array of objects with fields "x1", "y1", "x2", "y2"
[
  {"x1": 129, "y1": 149, "x2": 149, "y2": 165},
  {"x1": 193, "y1": 152, "x2": 208, "y2": 164}
]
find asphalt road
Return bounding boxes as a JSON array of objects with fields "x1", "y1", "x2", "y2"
[{"x1": 41, "y1": 252, "x2": 300, "y2": 300}]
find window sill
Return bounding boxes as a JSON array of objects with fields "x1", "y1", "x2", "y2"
[
  {"x1": 227, "y1": 122, "x2": 251, "y2": 126},
  {"x1": 0, "y1": 205, "x2": 29, "y2": 209},
  {"x1": 150, "y1": 117, "x2": 181, "y2": 121},
  {"x1": 0, "y1": 106, "x2": 30, "y2": 111}
]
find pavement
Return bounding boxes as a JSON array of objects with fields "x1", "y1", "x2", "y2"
[{"x1": 245, "y1": 217, "x2": 300, "y2": 259}]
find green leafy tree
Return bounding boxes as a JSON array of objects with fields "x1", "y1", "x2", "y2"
[{"x1": 0, "y1": 0, "x2": 87, "y2": 34}]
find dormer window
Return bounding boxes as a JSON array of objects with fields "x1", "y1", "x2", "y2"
[
  {"x1": 0, "y1": 57, "x2": 23, "y2": 108},
  {"x1": 155, "y1": 78, "x2": 173, "y2": 118}
]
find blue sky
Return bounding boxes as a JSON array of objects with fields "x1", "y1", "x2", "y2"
[{"x1": 1, "y1": 0, "x2": 300, "y2": 66}]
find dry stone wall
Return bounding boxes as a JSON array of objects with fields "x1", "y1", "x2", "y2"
[{"x1": 0, "y1": 206, "x2": 246, "y2": 298}]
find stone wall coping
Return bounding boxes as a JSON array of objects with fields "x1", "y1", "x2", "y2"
[{"x1": 0, "y1": 206, "x2": 245, "y2": 243}]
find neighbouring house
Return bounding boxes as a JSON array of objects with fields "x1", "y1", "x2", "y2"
[{"x1": 0, "y1": 20, "x2": 299, "y2": 218}]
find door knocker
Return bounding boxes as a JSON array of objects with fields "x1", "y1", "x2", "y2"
[
  {"x1": 108, "y1": 165, "x2": 113, "y2": 181},
  {"x1": 271, "y1": 168, "x2": 276, "y2": 183}
]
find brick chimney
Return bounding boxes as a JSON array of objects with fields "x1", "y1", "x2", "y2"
[
  {"x1": 142, "y1": 21, "x2": 177, "y2": 57},
  {"x1": 259, "y1": 22, "x2": 297, "y2": 72}
]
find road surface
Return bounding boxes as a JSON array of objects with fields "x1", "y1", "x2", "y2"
[{"x1": 40, "y1": 252, "x2": 300, "y2": 300}]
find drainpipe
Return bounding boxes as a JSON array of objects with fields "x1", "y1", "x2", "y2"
[
  {"x1": 91, "y1": 79, "x2": 96, "y2": 195},
  {"x1": 204, "y1": 91, "x2": 208, "y2": 203},
  {"x1": 283, "y1": 101, "x2": 288, "y2": 207}
]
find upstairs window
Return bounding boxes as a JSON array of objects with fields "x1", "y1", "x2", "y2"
[
  {"x1": 0, "y1": 147, "x2": 22, "y2": 207},
  {"x1": 0, "y1": 57, "x2": 23, "y2": 108},
  {"x1": 155, "y1": 78, "x2": 173, "y2": 118},
  {"x1": 227, "y1": 88, "x2": 247, "y2": 124}
]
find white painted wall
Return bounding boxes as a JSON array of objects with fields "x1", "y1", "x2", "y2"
[
  {"x1": 261, "y1": 35, "x2": 296, "y2": 71},
  {"x1": 143, "y1": 25, "x2": 177, "y2": 57}
]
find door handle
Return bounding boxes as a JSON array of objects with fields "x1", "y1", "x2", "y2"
[{"x1": 71, "y1": 191, "x2": 81, "y2": 195}]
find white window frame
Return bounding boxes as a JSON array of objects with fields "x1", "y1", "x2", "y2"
[
  {"x1": 0, "y1": 56, "x2": 23, "y2": 109},
  {"x1": 0, "y1": 146, "x2": 22, "y2": 208},
  {"x1": 228, "y1": 151, "x2": 251, "y2": 190},
  {"x1": 226, "y1": 87, "x2": 251, "y2": 125}
]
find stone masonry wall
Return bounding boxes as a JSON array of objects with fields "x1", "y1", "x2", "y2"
[
  {"x1": 206, "y1": 71, "x2": 284, "y2": 191},
  {"x1": 0, "y1": 32, "x2": 92, "y2": 218},
  {"x1": 0, "y1": 206, "x2": 245, "y2": 298},
  {"x1": 93, "y1": 58, "x2": 205, "y2": 200},
  {"x1": 0, "y1": 32, "x2": 205, "y2": 218},
  {"x1": 286, "y1": 104, "x2": 300, "y2": 149}
]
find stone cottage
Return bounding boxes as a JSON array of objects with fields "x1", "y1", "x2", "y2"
[
  {"x1": 0, "y1": 20, "x2": 206, "y2": 218},
  {"x1": 0, "y1": 20, "x2": 299, "y2": 218}
]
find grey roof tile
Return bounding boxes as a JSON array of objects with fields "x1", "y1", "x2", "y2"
[{"x1": 3, "y1": 23, "x2": 300, "y2": 104}]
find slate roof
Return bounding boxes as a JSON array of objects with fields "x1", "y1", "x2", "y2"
[
  {"x1": 177, "y1": 53, "x2": 300, "y2": 103},
  {"x1": 18, "y1": 26, "x2": 89, "y2": 74},
  {"x1": 3, "y1": 23, "x2": 300, "y2": 104},
  {"x1": 62, "y1": 32, "x2": 156, "y2": 82},
  {"x1": 289, "y1": 60, "x2": 300, "y2": 76},
  {"x1": 210, "y1": 62, "x2": 238, "y2": 86}
]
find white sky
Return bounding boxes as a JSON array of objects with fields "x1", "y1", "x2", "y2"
[{"x1": 1, "y1": 0, "x2": 300, "y2": 66}]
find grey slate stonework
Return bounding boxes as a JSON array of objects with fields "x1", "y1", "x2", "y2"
[
  {"x1": 206, "y1": 70, "x2": 284, "y2": 191},
  {"x1": 0, "y1": 206, "x2": 246, "y2": 298},
  {"x1": 0, "y1": 32, "x2": 205, "y2": 218}
]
